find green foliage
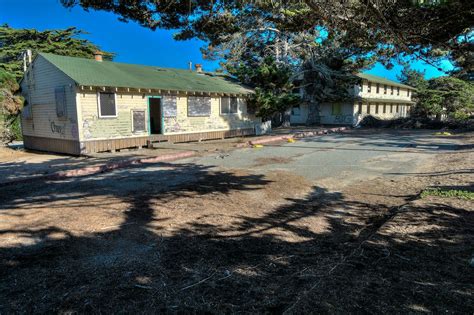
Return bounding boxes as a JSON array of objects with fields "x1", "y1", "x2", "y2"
[
  {"x1": 0, "y1": 25, "x2": 114, "y2": 80},
  {"x1": 0, "y1": 25, "x2": 114, "y2": 142},
  {"x1": 230, "y1": 57, "x2": 299, "y2": 120},
  {"x1": 399, "y1": 66, "x2": 474, "y2": 119},
  {"x1": 62, "y1": 1, "x2": 473, "y2": 75},
  {"x1": 421, "y1": 188, "x2": 474, "y2": 200},
  {"x1": 397, "y1": 65, "x2": 428, "y2": 90},
  {"x1": 417, "y1": 77, "x2": 474, "y2": 119}
]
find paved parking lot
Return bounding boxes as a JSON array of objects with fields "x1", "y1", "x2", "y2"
[{"x1": 1, "y1": 129, "x2": 471, "y2": 313}]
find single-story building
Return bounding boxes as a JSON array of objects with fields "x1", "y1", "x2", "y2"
[
  {"x1": 20, "y1": 52, "x2": 261, "y2": 155},
  {"x1": 290, "y1": 73, "x2": 416, "y2": 125}
]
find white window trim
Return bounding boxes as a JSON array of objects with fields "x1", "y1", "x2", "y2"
[
  {"x1": 97, "y1": 91, "x2": 118, "y2": 118},
  {"x1": 220, "y1": 97, "x2": 239, "y2": 115}
]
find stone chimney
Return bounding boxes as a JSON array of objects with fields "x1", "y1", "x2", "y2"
[
  {"x1": 94, "y1": 50, "x2": 103, "y2": 62},
  {"x1": 195, "y1": 63, "x2": 203, "y2": 73}
]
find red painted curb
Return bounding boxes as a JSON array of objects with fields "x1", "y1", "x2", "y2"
[
  {"x1": 249, "y1": 135, "x2": 293, "y2": 145},
  {"x1": 0, "y1": 151, "x2": 196, "y2": 187}
]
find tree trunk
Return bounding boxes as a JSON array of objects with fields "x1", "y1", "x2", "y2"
[
  {"x1": 282, "y1": 108, "x2": 291, "y2": 127},
  {"x1": 306, "y1": 101, "x2": 321, "y2": 125}
]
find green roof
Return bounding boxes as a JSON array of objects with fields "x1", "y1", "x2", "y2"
[
  {"x1": 37, "y1": 53, "x2": 253, "y2": 95},
  {"x1": 356, "y1": 73, "x2": 415, "y2": 90}
]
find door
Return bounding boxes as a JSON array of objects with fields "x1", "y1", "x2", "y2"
[{"x1": 148, "y1": 97, "x2": 162, "y2": 134}]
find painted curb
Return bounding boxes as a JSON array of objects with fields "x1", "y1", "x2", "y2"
[
  {"x1": 0, "y1": 151, "x2": 196, "y2": 187},
  {"x1": 235, "y1": 126, "x2": 349, "y2": 147}
]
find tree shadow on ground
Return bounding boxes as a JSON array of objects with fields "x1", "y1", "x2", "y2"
[{"x1": 0, "y1": 162, "x2": 472, "y2": 313}]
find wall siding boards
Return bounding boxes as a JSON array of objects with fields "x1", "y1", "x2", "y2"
[
  {"x1": 78, "y1": 92, "x2": 260, "y2": 140},
  {"x1": 20, "y1": 56, "x2": 260, "y2": 155},
  {"x1": 20, "y1": 55, "x2": 79, "y2": 141}
]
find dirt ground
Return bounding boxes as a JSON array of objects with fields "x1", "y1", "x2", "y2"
[{"x1": 0, "y1": 131, "x2": 472, "y2": 313}]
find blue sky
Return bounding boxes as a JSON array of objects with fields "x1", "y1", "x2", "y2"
[{"x1": 1, "y1": 0, "x2": 453, "y2": 81}]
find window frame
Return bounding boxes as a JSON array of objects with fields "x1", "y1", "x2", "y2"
[
  {"x1": 397, "y1": 86, "x2": 400, "y2": 96},
  {"x1": 331, "y1": 103, "x2": 342, "y2": 116},
  {"x1": 367, "y1": 82, "x2": 372, "y2": 93},
  {"x1": 390, "y1": 86, "x2": 394, "y2": 95},
  {"x1": 220, "y1": 97, "x2": 239, "y2": 115},
  {"x1": 97, "y1": 91, "x2": 118, "y2": 118},
  {"x1": 376, "y1": 83, "x2": 380, "y2": 94},
  {"x1": 383, "y1": 84, "x2": 387, "y2": 94},
  {"x1": 55, "y1": 86, "x2": 67, "y2": 119},
  {"x1": 187, "y1": 96, "x2": 211, "y2": 117},
  {"x1": 131, "y1": 109, "x2": 147, "y2": 134}
]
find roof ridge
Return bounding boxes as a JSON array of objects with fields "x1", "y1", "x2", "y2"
[{"x1": 38, "y1": 52, "x2": 212, "y2": 75}]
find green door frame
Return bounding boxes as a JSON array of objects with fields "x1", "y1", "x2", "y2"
[{"x1": 147, "y1": 95, "x2": 162, "y2": 135}]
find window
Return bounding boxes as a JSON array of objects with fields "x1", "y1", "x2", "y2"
[
  {"x1": 407, "y1": 89, "x2": 411, "y2": 97},
  {"x1": 98, "y1": 92, "x2": 117, "y2": 117},
  {"x1": 390, "y1": 104, "x2": 393, "y2": 113},
  {"x1": 221, "y1": 97, "x2": 238, "y2": 115},
  {"x1": 162, "y1": 96, "x2": 177, "y2": 117},
  {"x1": 383, "y1": 104, "x2": 387, "y2": 114},
  {"x1": 397, "y1": 87, "x2": 400, "y2": 96},
  {"x1": 332, "y1": 104, "x2": 342, "y2": 115},
  {"x1": 384, "y1": 84, "x2": 387, "y2": 94},
  {"x1": 55, "y1": 86, "x2": 67, "y2": 118},
  {"x1": 132, "y1": 110, "x2": 146, "y2": 133},
  {"x1": 396, "y1": 105, "x2": 399, "y2": 113},
  {"x1": 368, "y1": 82, "x2": 372, "y2": 93},
  {"x1": 391, "y1": 86, "x2": 394, "y2": 95},
  {"x1": 358, "y1": 102, "x2": 362, "y2": 114},
  {"x1": 375, "y1": 103, "x2": 379, "y2": 114},
  {"x1": 188, "y1": 96, "x2": 211, "y2": 117},
  {"x1": 291, "y1": 105, "x2": 301, "y2": 116},
  {"x1": 376, "y1": 83, "x2": 380, "y2": 94},
  {"x1": 367, "y1": 103, "x2": 371, "y2": 114}
]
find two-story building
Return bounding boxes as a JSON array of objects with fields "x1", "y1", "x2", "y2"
[{"x1": 290, "y1": 73, "x2": 416, "y2": 125}]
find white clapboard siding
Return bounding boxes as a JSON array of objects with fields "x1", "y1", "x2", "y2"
[{"x1": 20, "y1": 55, "x2": 79, "y2": 140}]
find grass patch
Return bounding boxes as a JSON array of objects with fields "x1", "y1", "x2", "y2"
[{"x1": 421, "y1": 188, "x2": 474, "y2": 200}]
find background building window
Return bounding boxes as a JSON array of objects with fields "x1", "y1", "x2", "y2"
[
  {"x1": 221, "y1": 97, "x2": 238, "y2": 114},
  {"x1": 98, "y1": 92, "x2": 117, "y2": 117},
  {"x1": 384, "y1": 85, "x2": 387, "y2": 94},
  {"x1": 376, "y1": 83, "x2": 380, "y2": 94},
  {"x1": 397, "y1": 87, "x2": 400, "y2": 95},
  {"x1": 391, "y1": 86, "x2": 394, "y2": 95},
  {"x1": 368, "y1": 82, "x2": 372, "y2": 93},
  {"x1": 188, "y1": 96, "x2": 211, "y2": 117},
  {"x1": 332, "y1": 104, "x2": 342, "y2": 115}
]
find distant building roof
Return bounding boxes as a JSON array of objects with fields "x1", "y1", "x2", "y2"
[
  {"x1": 357, "y1": 73, "x2": 416, "y2": 90},
  {"x1": 37, "y1": 53, "x2": 253, "y2": 95}
]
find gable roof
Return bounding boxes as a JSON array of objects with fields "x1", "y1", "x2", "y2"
[
  {"x1": 356, "y1": 73, "x2": 415, "y2": 90},
  {"x1": 37, "y1": 53, "x2": 253, "y2": 95}
]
